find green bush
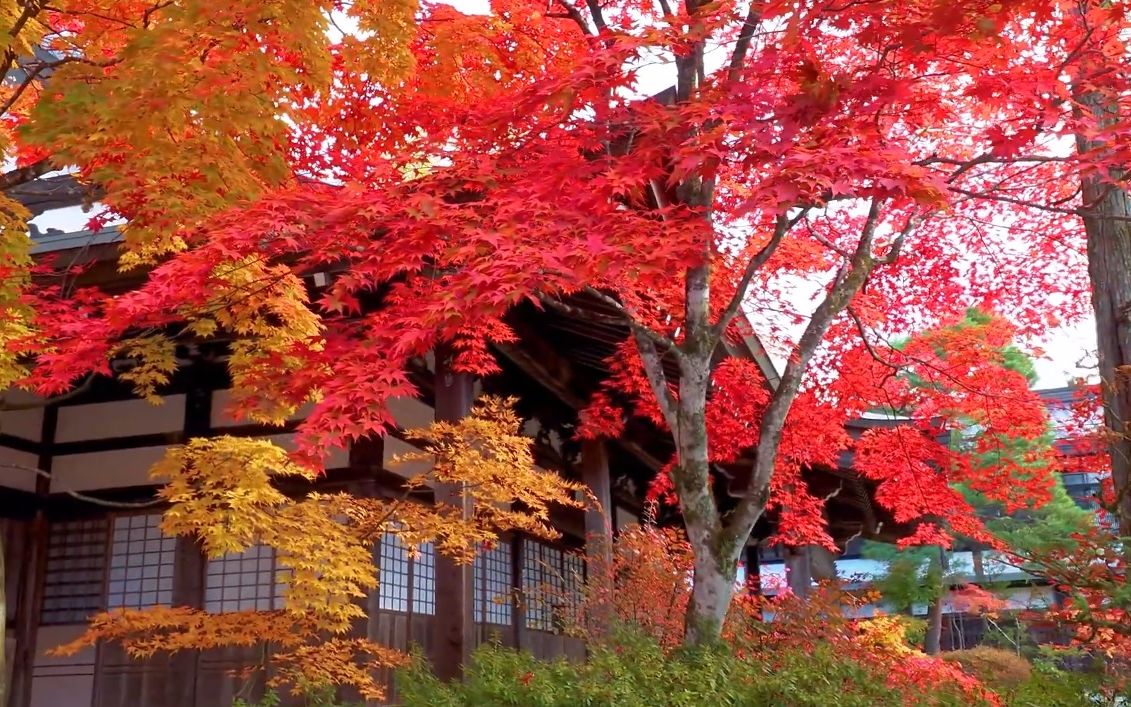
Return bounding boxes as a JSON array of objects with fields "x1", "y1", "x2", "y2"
[{"x1": 397, "y1": 631, "x2": 983, "y2": 707}]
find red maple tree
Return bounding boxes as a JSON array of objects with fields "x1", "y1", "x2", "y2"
[{"x1": 8, "y1": 0, "x2": 1128, "y2": 645}]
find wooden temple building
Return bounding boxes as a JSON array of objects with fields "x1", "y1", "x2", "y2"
[{"x1": 0, "y1": 180, "x2": 902, "y2": 707}]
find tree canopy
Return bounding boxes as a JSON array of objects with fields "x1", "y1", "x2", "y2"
[{"x1": 4, "y1": 0, "x2": 1129, "y2": 649}]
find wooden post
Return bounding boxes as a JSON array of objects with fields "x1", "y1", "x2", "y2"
[
  {"x1": 784, "y1": 545, "x2": 811, "y2": 599},
  {"x1": 579, "y1": 440, "x2": 611, "y2": 637},
  {"x1": 744, "y1": 545, "x2": 763, "y2": 621},
  {"x1": 510, "y1": 536, "x2": 526, "y2": 651},
  {"x1": 430, "y1": 351, "x2": 475, "y2": 681},
  {"x1": 579, "y1": 440, "x2": 612, "y2": 565},
  {"x1": 166, "y1": 387, "x2": 211, "y2": 705},
  {"x1": 9, "y1": 405, "x2": 56, "y2": 707}
]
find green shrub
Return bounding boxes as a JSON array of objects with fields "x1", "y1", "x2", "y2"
[{"x1": 397, "y1": 631, "x2": 984, "y2": 707}]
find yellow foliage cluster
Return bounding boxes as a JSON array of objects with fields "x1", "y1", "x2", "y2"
[
  {"x1": 57, "y1": 396, "x2": 580, "y2": 699},
  {"x1": 190, "y1": 258, "x2": 326, "y2": 425},
  {"x1": 0, "y1": 195, "x2": 34, "y2": 391},
  {"x1": 53, "y1": 608, "x2": 407, "y2": 701},
  {"x1": 113, "y1": 336, "x2": 179, "y2": 403}
]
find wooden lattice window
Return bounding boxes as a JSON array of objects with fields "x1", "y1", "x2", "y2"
[
  {"x1": 107, "y1": 513, "x2": 176, "y2": 610},
  {"x1": 205, "y1": 544, "x2": 286, "y2": 613},
  {"x1": 521, "y1": 540, "x2": 583, "y2": 632},
  {"x1": 377, "y1": 533, "x2": 435, "y2": 615},
  {"x1": 473, "y1": 542, "x2": 512, "y2": 626},
  {"x1": 42, "y1": 518, "x2": 108, "y2": 624}
]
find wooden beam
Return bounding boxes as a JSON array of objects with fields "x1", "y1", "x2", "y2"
[
  {"x1": 493, "y1": 342, "x2": 665, "y2": 472},
  {"x1": 430, "y1": 350, "x2": 475, "y2": 681}
]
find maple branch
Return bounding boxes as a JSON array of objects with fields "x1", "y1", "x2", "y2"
[
  {"x1": 948, "y1": 185, "x2": 1131, "y2": 221},
  {"x1": 0, "y1": 158, "x2": 53, "y2": 191},
  {"x1": 727, "y1": 1, "x2": 764, "y2": 83},
  {"x1": 585, "y1": 0, "x2": 609, "y2": 34},
  {"x1": 0, "y1": 0, "x2": 43, "y2": 80},
  {"x1": 709, "y1": 211, "x2": 801, "y2": 346},
  {"x1": 915, "y1": 153, "x2": 1070, "y2": 182},
  {"x1": 633, "y1": 330, "x2": 680, "y2": 433},
  {"x1": 0, "y1": 53, "x2": 122, "y2": 120},
  {"x1": 552, "y1": 1, "x2": 595, "y2": 36}
]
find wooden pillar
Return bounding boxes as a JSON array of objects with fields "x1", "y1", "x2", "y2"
[
  {"x1": 166, "y1": 387, "x2": 211, "y2": 705},
  {"x1": 9, "y1": 404, "x2": 56, "y2": 707},
  {"x1": 784, "y1": 546, "x2": 811, "y2": 599},
  {"x1": 579, "y1": 440, "x2": 612, "y2": 564},
  {"x1": 510, "y1": 535, "x2": 526, "y2": 651},
  {"x1": 430, "y1": 351, "x2": 475, "y2": 681},
  {"x1": 579, "y1": 440, "x2": 611, "y2": 637},
  {"x1": 744, "y1": 545, "x2": 763, "y2": 621}
]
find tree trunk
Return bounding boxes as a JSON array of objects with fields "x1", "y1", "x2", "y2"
[
  {"x1": 1076, "y1": 89, "x2": 1131, "y2": 538},
  {"x1": 923, "y1": 547, "x2": 947, "y2": 655},
  {"x1": 685, "y1": 545, "x2": 738, "y2": 645},
  {"x1": 923, "y1": 597, "x2": 943, "y2": 655},
  {"x1": 673, "y1": 341, "x2": 743, "y2": 644}
]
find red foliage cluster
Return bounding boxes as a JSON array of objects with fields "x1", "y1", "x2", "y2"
[{"x1": 576, "y1": 524, "x2": 998, "y2": 704}]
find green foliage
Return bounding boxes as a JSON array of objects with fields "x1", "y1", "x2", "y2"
[
  {"x1": 397, "y1": 633, "x2": 983, "y2": 707},
  {"x1": 1005, "y1": 658, "x2": 1121, "y2": 707},
  {"x1": 861, "y1": 542, "x2": 953, "y2": 611},
  {"x1": 963, "y1": 474, "x2": 1093, "y2": 558}
]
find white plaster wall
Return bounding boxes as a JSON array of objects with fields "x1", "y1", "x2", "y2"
[
  {"x1": 29, "y1": 625, "x2": 95, "y2": 707},
  {"x1": 56, "y1": 396, "x2": 185, "y2": 442},
  {"x1": 383, "y1": 435, "x2": 432, "y2": 479},
  {"x1": 51, "y1": 446, "x2": 171, "y2": 491},
  {"x1": 0, "y1": 447, "x2": 40, "y2": 492},
  {"x1": 0, "y1": 406, "x2": 43, "y2": 442}
]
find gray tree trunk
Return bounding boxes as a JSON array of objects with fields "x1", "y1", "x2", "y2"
[{"x1": 1076, "y1": 87, "x2": 1131, "y2": 538}]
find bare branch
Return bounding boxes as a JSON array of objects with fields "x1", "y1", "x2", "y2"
[
  {"x1": 554, "y1": 0, "x2": 595, "y2": 35},
  {"x1": 0, "y1": 462, "x2": 162, "y2": 509}
]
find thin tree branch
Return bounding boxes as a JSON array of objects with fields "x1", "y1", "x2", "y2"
[
  {"x1": 0, "y1": 462, "x2": 162, "y2": 508},
  {"x1": 709, "y1": 211, "x2": 803, "y2": 343},
  {"x1": 0, "y1": 158, "x2": 53, "y2": 192},
  {"x1": 727, "y1": 1, "x2": 764, "y2": 83},
  {"x1": 633, "y1": 330, "x2": 680, "y2": 434},
  {"x1": 585, "y1": 0, "x2": 608, "y2": 33},
  {"x1": 554, "y1": 0, "x2": 595, "y2": 35}
]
